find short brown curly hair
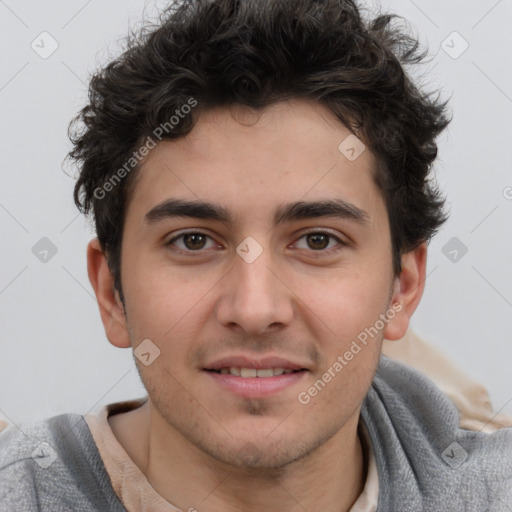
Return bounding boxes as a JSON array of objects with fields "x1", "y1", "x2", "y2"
[{"x1": 69, "y1": 0, "x2": 450, "y2": 303}]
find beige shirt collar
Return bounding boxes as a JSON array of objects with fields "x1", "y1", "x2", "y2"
[{"x1": 84, "y1": 398, "x2": 378, "y2": 512}]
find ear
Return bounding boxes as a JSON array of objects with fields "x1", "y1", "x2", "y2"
[
  {"x1": 87, "y1": 238, "x2": 131, "y2": 348},
  {"x1": 383, "y1": 242, "x2": 427, "y2": 341}
]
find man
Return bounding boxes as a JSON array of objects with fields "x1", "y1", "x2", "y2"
[{"x1": 1, "y1": 0, "x2": 511, "y2": 510}]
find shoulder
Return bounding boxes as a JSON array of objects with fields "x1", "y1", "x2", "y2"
[
  {"x1": 363, "y1": 356, "x2": 512, "y2": 510},
  {"x1": 0, "y1": 414, "x2": 125, "y2": 511},
  {"x1": 0, "y1": 413, "x2": 87, "y2": 474},
  {"x1": 0, "y1": 414, "x2": 85, "y2": 508},
  {"x1": 0, "y1": 415, "x2": 65, "y2": 477}
]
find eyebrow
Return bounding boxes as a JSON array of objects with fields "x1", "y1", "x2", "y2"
[{"x1": 144, "y1": 198, "x2": 370, "y2": 227}]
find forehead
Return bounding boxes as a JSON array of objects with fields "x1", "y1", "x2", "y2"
[{"x1": 126, "y1": 99, "x2": 384, "y2": 223}]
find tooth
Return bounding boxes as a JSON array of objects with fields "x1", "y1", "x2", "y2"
[
  {"x1": 256, "y1": 368, "x2": 274, "y2": 378},
  {"x1": 240, "y1": 368, "x2": 257, "y2": 378},
  {"x1": 223, "y1": 367, "x2": 296, "y2": 377}
]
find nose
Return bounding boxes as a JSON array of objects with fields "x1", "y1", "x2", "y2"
[{"x1": 214, "y1": 248, "x2": 294, "y2": 335}]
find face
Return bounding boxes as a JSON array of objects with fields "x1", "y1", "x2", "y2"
[{"x1": 97, "y1": 99, "x2": 418, "y2": 470}]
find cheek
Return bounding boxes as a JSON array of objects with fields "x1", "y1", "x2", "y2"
[
  {"x1": 298, "y1": 276, "x2": 387, "y2": 413},
  {"x1": 122, "y1": 261, "x2": 222, "y2": 374},
  {"x1": 122, "y1": 255, "x2": 200, "y2": 332},
  {"x1": 297, "y1": 269, "x2": 391, "y2": 338},
  {"x1": 123, "y1": 276, "x2": 174, "y2": 339}
]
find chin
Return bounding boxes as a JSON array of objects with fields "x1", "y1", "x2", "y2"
[{"x1": 202, "y1": 433, "x2": 320, "y2": 472}]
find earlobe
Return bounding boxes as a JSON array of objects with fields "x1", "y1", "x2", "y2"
[
  {"x1": 383, "y1": 242, "x2": 427, "y2": 341},
  {"x1": 87, "y1": 238, "x2": 131, "y2": 348}
]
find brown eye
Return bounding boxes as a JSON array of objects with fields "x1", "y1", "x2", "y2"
[
  {"x1": 167, "y1": 232, "x2": 217, "y2": 251},
  {"x1": 293, "y1": 231, "x2": 345, "y2": 253},
  {"x1": 183, "y1": 233, "x2": 207, "y2": 250},
  {"x1": 306, "y1": 233, "x2": 330, "y2": 250}
]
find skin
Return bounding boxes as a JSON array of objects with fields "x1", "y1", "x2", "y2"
[{"x1": 88, "y1": 99, "x2": 426, "y2": 512}]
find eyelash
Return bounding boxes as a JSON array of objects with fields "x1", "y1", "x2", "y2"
[{"x1": 166, "y1": 230, "x2": 347, "y2": 255}]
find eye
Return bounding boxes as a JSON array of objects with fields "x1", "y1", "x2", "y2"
[
  {"x1": 294, "y1": 232, "x2": 344, "y2": 251},
  {"x1": 167, "y1": 232, "x2": 218, "y2": 251}
]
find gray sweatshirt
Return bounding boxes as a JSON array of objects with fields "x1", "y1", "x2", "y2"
[{"x1": 1, "y1": 356, "x2": 511, "y2": 511}]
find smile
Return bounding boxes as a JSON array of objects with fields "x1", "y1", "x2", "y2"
[
  {"x1": 209, "y1": 367, "x2": 301, "y2": 377},
  {"x1": 204, "y1": 368, "x2": 308, "y2": 398}
]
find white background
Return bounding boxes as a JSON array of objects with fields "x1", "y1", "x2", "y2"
[{"x1": 1, "y1": 0, "x2": 511, "y2": 425}]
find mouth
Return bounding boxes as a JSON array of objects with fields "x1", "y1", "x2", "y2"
[
  {"x1": 206, "y1": 367, "x2": 304, "y2": 377},
  {"x1": 202, "y1": 357, "x2": 309, "y2": 398}
]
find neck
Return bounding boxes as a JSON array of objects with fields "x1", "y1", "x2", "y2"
[{"x1": 110, "y1": 400, "x2": 365, "y2": 512}]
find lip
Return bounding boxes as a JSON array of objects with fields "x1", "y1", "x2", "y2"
[
  {"x1": 204, "y1": 369, "x2": 308, "y2": 398},
  {"x1": 204, "y1": 355, "x2": 308, "y2": 372}
]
